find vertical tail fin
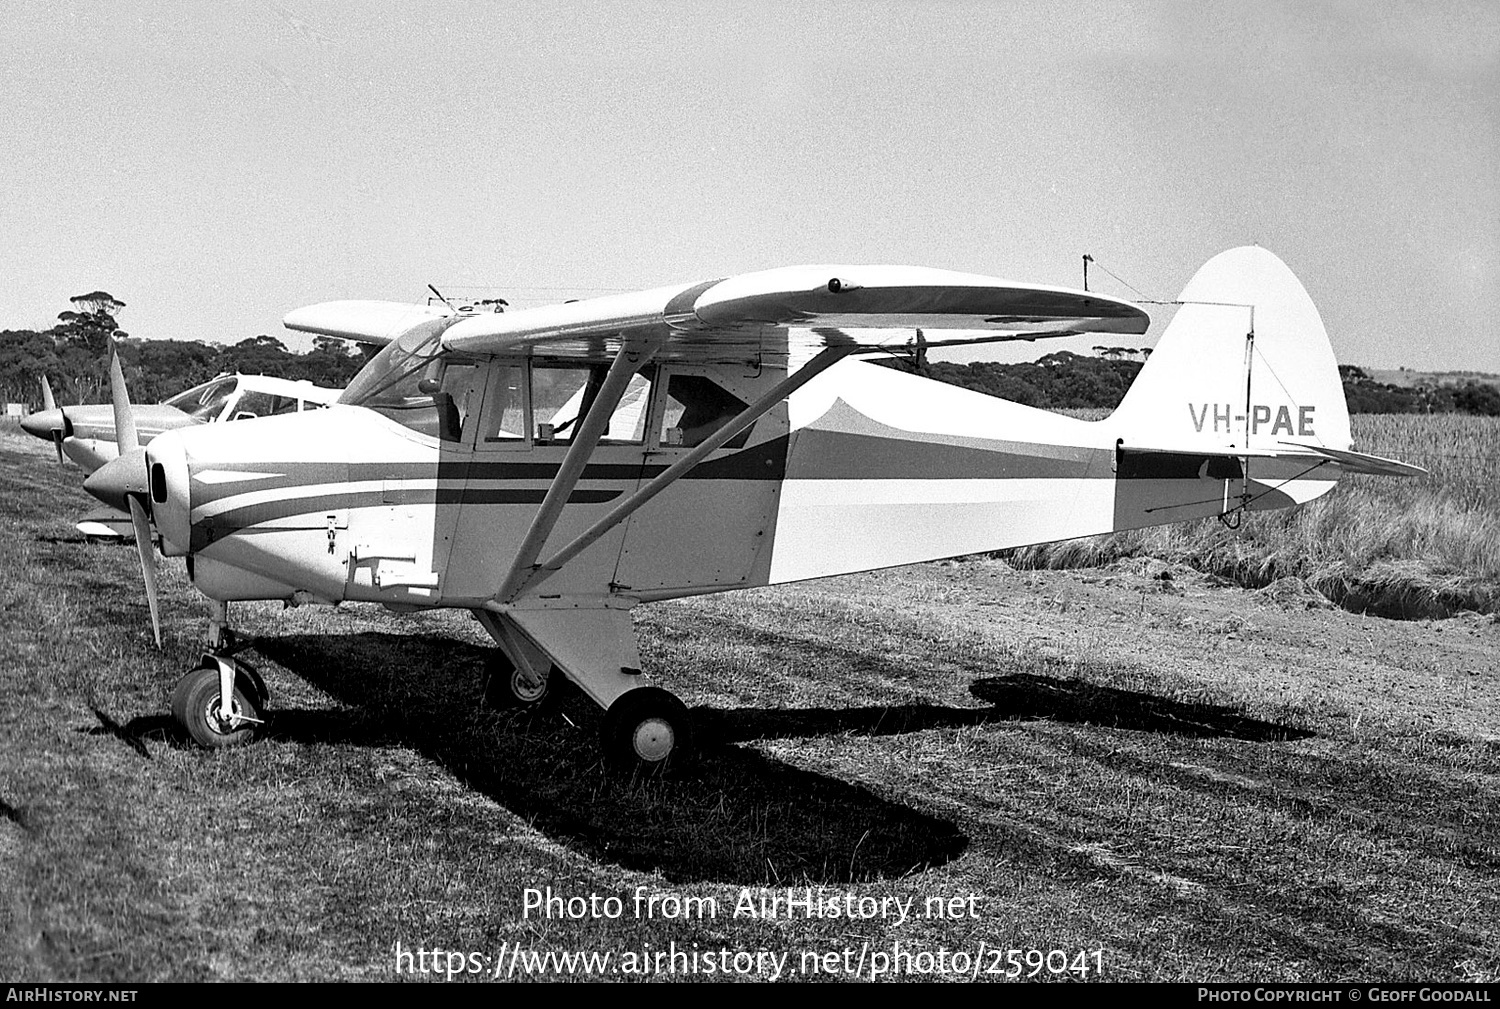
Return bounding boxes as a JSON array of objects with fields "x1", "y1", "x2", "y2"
[
  {"x1": 1106, "y1": 247, "x2": 1353, "y2": 528},
  {"x1": 1110, "y1": 246, "x2": 1351, "y2": 454}
]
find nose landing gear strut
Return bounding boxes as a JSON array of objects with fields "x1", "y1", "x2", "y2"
[{"x1": 170, "y1": 600, "x2": 268, "y2": 748}]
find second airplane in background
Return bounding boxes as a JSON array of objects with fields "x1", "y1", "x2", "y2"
[{"x1": 22, "y1": 372, "x2": 342, "y2": 539}]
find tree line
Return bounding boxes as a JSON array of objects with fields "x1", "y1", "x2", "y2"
[
  {"x1": 0, "y1": 293, "x2": 371, "y2": 407},
  {"x1": 3, "y1": 293, "x2": 1495, "y2": 416},
  {"x1": 877, "y1": 353, "x2": 1500, "y2": 416},
  {"x1": 1337, "y1": 365, "x2": 1500, "y2": 416}
]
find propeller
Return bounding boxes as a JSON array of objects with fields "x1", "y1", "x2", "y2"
[
  {"x1": 105, "y1": 341, "x2": 162, "y2": 647},
  {"x1": 127, "y1": 496, "x2": 162, "y2": 647},
  {"x1": 39, "y1": 377, "x2": 64, "y2": 462},
  {"x1": 109, "y1": 344, "x2": 139, "y2": 455},
  {"x1": 20, "y1": 376, "x2": 69, "y2": 463}
]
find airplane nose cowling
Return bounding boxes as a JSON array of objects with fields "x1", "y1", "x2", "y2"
[
  {"x1": 83, "y1": 447, "x2": 149, "y2": 512},
  {"x1": 20, "y1": 408, "x2": 66, "y2": 440},
  {"x1": 145, "y1": 433, "x2": 191, "y2": 557}
]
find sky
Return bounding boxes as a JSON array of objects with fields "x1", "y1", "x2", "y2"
[{"x1": 3, "y1": 0, "x2": 1497, "y2": 370}]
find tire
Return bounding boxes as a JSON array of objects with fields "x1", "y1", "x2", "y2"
[
  {"x1": 170, "y1": 664, "x2": 261, "y2": 748},
  {"x1": 482, "y1": 652, "x2": 552, "y2": 709},
  {"x1": 231, "y1": 657, "x2": 270, "y2": 708},
  {"x1": 601, "y1": 687, "x2": 692, "y2": 774}
]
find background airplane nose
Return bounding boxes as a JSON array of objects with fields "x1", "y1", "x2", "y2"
[
  {"x1": 20, "y1": 408, "x2": 65, "y2": 440},
  {"x1": 83, "y1": 447, "x2": 149, "y2": 512}
]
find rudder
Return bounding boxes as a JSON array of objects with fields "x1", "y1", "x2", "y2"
[
  {"x1": 1106, "y1": 247, "x2": 1351, "y2": 529},
  {"x1": 1110, "y1": 246, "x2": 1351, "y2": 454}
]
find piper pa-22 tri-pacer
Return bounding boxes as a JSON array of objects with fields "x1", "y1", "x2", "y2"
[{"x1": 83, "y1": 246, "x2": 1420, "y2": 771}]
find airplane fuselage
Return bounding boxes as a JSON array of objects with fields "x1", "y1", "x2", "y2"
[{"x1": 143, "y1": 358, "x2": 1331, "y2": 612}]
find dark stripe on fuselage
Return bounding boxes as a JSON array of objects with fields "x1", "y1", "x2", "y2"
[
  {"x1": 432, "y1": 488, "x2": 620, "y2": 505},
  {"x1": 191, "y1": 487, "x2": 621, "y2": 551},
  {"x1": 447, "y1": 437, "x2": 791, "y2": 483},
  {"x1": 785, "y1": 429, "x2": 1108, "y2": 481},
  {"x1": 193, "y1": 490, "x2": 358, "y2": 551},
  {"x1": 190, "y1": 406, "x2": 1137, "y2": 552},
  {"x1": 1116, "y1": 450, "x2": 1244, "y2": 481},
  {"x1": 190, "y1": 437, "x2": 791, "y2": 509}
]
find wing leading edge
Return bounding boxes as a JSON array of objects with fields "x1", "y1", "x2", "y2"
[
  {"x1": 428, "y1": 265, "x2": 1149, "y2": 363},
  {"x1": 283, "y1": 300, "x2": 454, "y2": 347}
]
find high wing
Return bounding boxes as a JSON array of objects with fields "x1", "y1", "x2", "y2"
[
  {"x1": 302, "y1": 266, "x2": 1146, "y2": 364},
  {"x1": 284, "y1": 300, "x2": 454, "y2": 347},
  {"x1": 441, "y1": 265, "x2": 1148, "y2": 363}
]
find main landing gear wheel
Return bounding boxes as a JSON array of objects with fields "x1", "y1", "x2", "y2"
[
  {"x1": 170, "y1": 663, "x2": 262, "y2": 748},
  {"x1": 482, "y1": 652, "x2": 553, "y2": 709},
  {"x1": 602, "y1": 687, "x2": 692, "y2": 774}
]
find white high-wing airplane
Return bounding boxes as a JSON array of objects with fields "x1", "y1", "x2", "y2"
[
  {"x1": 22, "y1": 372, "x2": 342, "y2": 538},
  {"x1": 22, "y1": 372, "x2": 342, "y2": 472},
  {"x1": 82, "y1": 247, "x2": 1420, "y2": 771}
]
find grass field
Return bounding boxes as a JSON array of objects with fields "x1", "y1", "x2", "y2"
[
  {"x1": 1, "y1": 425, "x2": 1496, "y2": 983},
  {"x1": 1008, "y1": 414, "x2": 1500, "y2": 618}
]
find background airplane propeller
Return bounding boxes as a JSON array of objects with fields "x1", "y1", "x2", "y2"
[
  {"x1": 21, "y1": 376, "x2": 69, "y2": 463},
  {"x1": 38, "y1": 376, "x2": 64, "y2": 463}
]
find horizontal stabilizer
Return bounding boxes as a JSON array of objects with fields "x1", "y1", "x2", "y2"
[
  {"x1": 76, "y1": 507, "x2": 135, "y2": 541},
  {"x1": 1277, "y1": 442, "x2": 1427, "y2": 477},
  {"x1": 1120, "y1": 441, "x2": 1426, "y2": 478}
]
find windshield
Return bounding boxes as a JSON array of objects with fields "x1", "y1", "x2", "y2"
[
  {"x1": 339, "y1": 326, "x2": 483, "y2": 439},
  {"x1": 164, "y1": 377, "x2": 238, "y2": 421},
  {"x1": 339, "y1": 326, "x2": 444, "y2": 409}
]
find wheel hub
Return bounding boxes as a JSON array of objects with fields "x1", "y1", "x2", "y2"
[
  {"x1": 204, "y1": 697, "x2": 244, "y2": 734},
  {"x1": 511, "y1": 667, "x2": 547, "y2": 703},
  {"x1": 631, "y1": 718, "x2": 675, "y2": 763}
]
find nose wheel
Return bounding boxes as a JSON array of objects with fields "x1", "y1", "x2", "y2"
[{"x1": 170, "y1": 658, "x2": 266, "y2": 748}]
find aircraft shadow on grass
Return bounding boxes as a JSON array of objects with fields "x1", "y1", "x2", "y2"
[
  {"x1": 694, "y1": 640, "x2": 1313, "y2": 745},
  {"x1": 95, "y1": 631, "x2": 964, "y2": 884},
  {"x1": 967, "y1": 673, "x2": 1315, "y2": 743},
  {"x1": 87, "y1": 632, "x2": 1309, "y2": 884}
]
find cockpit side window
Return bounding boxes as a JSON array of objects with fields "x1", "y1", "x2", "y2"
[
  {"x1": 532, "y1": 363, "x2": 652, "y2": 445},
  {"x1": 478, "y1": 363, "x2": 527, "y2": 445},
  {"x1": 431, "y1": 362, "x2": 485, "y2": 443},
  {"x1": 658, "y1": 374, "x2": 751, "y2": 448}
]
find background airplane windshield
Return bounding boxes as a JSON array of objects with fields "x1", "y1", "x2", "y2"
[{"x1": 164, "y1": 377, "x2": 237, "y2": 421}]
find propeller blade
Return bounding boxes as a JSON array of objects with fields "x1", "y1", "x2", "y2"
[
  {"x1": 52, "y1": 430, "x2": 64, "y2": 464},
  {"x1": 127, "y1": 496, "x2": 162, "y2": 648},
  {"x1": 108, "y1": 341, "x2": 139, "y2": 455},
  {"x1": 40, "y1": 375, "x2": 56, "y2": 412}
]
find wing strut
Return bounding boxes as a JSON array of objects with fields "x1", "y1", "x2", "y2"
[
  {"x1": 495, "y1": 334, "x2": 666, "y2": 602},
  {"x1": 504, "y1": 345, "x2": 859, "y2": 603}
]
